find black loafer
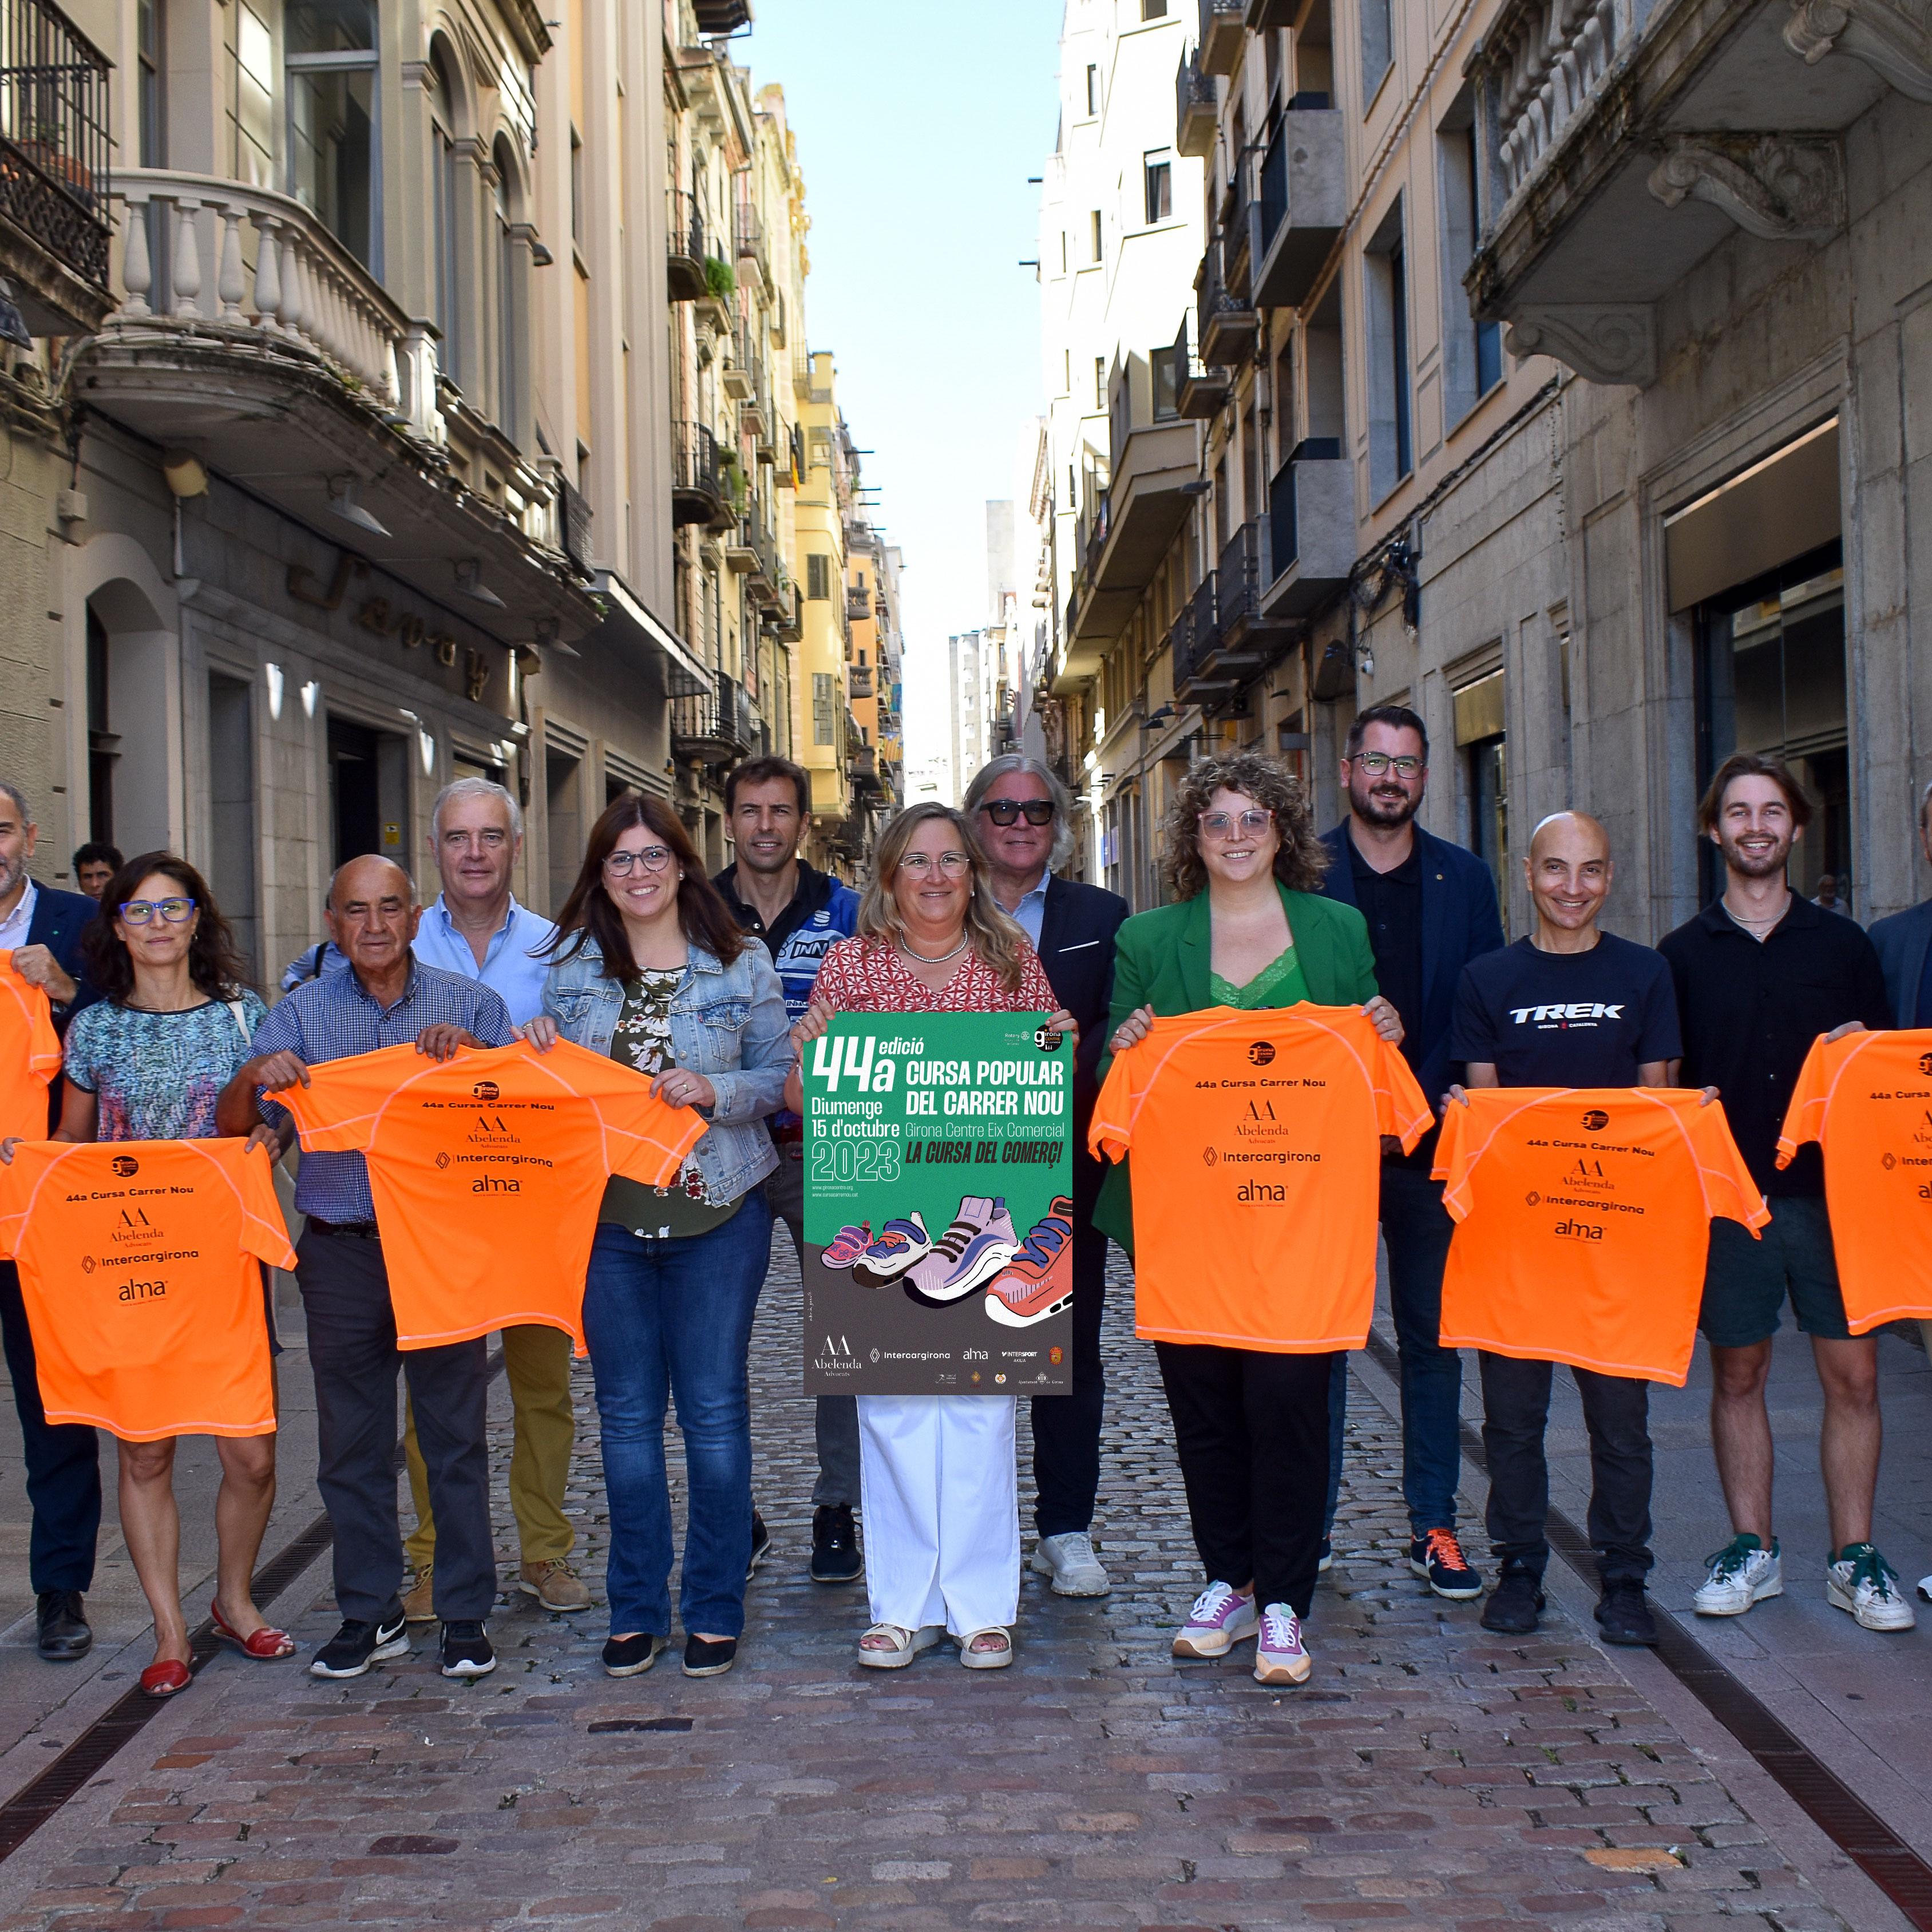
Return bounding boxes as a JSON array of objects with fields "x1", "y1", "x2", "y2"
[
  {"x1": 810, "y1": 1504, "x2": 863, "y2": 1584},
  {"x1": 1479, "y1": 1570, "x2": 1545, "y2": 1636},
  {"x1": 683, "y1": 1633, "x2": 737, "y2": 1678},
  {"x1": 35, "y1": 1590, "x2": 91, "y2": 1662},
  {"x1": 603, "y1": 1632, "x2": 667, "y2": 1678}
]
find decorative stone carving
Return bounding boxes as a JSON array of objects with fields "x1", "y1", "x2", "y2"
[
  {"x1": 1646, "y1": 134, "x2": 1846, "y2": 242},
  {"x1": 1503, "y1": 304, "x2": 1657, "y2": 386},
  {"x1": 1785, "y1": 1, "x2": 1932, "y2": 104}
]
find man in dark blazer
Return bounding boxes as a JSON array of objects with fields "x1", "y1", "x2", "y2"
[
  {"x1": 1319, "y1": 707, "x2": 1506, "y2": 1600},
  {"x1": 966, "y1": 755, "x2": 1130, "y2": 1598},
  {"x1": 1868, "y1": 782, "x2": 1932, "y2": 1026},
  {"x1": 0, "y1": 779, "x2": 102, "y2": 1661}
]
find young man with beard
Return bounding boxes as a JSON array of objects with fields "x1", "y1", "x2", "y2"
[
  {"x1": 1320, "y1": 706, "x2": 1505, "y2": 1600},
  {"x1": 713, "y1": 757, "x2": 861, "y2": 1583},
  {"x1": 1660, "y1": 754, "x2": 1911, "y2": 1632}
]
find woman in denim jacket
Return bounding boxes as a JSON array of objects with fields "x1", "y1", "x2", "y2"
[{"x1": 526, "y1": 793, "x2": 791, "y2": 1681}]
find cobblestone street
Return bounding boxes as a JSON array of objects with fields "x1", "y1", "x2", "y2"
[{"x1": 0, "y1": 1245, "x2": 1876, "y2": 1930}]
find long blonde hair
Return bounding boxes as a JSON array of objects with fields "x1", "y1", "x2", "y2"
[{"x1": 858, "y1": 802, "x2": 1030, "y2": 993}]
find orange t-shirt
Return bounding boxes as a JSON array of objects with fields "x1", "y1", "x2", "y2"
[
  {"x1": 0, "y1": 952, "x2": 61, "y2": 1141},
  {"x1": 0, "y1": 1138, "x2": 292, "y2": 1440},
  {"x1": 1776, "y1": 1028, "x2": 1932, "y2": 1333},
  {"x1": 277, "y1": 1038, "x2": 706, "y2": 1350},
  {"x1": 1090, "y1": 1004, "x2": 1431, "y2": 1352},
  {"x1": 1434, "y1": 1087, "x2": 1768, "y2": 1384}
]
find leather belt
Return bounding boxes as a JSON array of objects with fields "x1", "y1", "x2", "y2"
[{"x1": 308, "y1": 1217, "x2": 382, "y2": 1240}]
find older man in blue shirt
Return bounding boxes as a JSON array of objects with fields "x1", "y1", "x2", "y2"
[{"x1": 219, "y1": 854, "x2": 517, "y2": 1682}]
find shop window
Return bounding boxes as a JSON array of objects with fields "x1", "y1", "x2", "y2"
[{"x1": 1695, "y1": 543, "x2": 1848, "y2": 906}]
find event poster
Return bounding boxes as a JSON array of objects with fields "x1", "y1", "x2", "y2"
[{"x1": 801, "y1": 1011, "x2": 1074, "y2": 1395}]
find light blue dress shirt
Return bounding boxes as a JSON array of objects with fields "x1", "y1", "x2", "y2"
[
  {"x1": 1003, "y1": 874, "x2": 1048, "y2": 949},
  {"x1": 409, "y1": 893, "x2": 557, "y2": 1027}
]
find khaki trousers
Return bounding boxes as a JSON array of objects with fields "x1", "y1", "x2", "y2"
[{"x1": 404, "y1": 1323, "x2": 576, "y2": 1570}]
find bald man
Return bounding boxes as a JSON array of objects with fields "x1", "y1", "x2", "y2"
[
  {"x1": 219, "y1": 854, "x2": 518, "y2": 1682},
  {"x1": 1447, "y1": 811, "x2": 1683, "y2": 1648}
]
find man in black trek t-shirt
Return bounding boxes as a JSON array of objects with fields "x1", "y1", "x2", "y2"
[{"x1": 1447, "y1": 811, "x2": 1682, "y2": 1656}]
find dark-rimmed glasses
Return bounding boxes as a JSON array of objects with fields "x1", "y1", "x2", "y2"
[
  {"x1": 980, "y1": 798, "x2": 1055, "y2": 826},
  {"x1": 604, "y1": 847, "x2": 674, "y2": 877},
  {"x1": 118, "y1": 897, "x2": 196, "y2": 925}
]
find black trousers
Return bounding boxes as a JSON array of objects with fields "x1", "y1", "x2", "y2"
[
  {"x1": 1478, "y1": 1352, "x2": 1653, "y2": 1587},
  {"x1": 1155, "y1": 1340, "x2": 1335, "y2": 1616},
  {"x1": 297, "y1": 1229, "x2": 496, "y2": 1624},
  {"x1": 0, "y1": 1261, "x2": 101, "y2": 1594},
  {"x1": 1029, "y1": 1146, "x2": 1108, "y2": 1538}
]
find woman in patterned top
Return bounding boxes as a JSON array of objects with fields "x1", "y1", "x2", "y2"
[
  {"x1": 2, "y1": 853, "x2": 292, "y2": 1700},
  {"x1": 788, "y1": 803, "x2": 1075, "y2": 1670},
  {"x1": 526, "y1": 794, "x2": 791, "y2": 1682}
]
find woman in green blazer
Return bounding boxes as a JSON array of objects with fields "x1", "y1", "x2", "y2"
[{"x1": 1094, "y1": 751, "x2": 1402, "y2": 1689}]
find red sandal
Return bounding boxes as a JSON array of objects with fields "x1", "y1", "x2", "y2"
[
  {"x1": 209, "y1": 1601, "x2": 296, "y2": 1660},
  {"x1": 140, "y1": 1657, "x2": 192, "y2": 1699}
]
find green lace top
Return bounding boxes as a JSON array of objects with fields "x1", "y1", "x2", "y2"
[{"x1": 1209, "y1": 944, "x2": 1311, "y2": 1009}]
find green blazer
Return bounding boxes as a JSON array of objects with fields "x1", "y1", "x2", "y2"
[{"x1": 1092, "y1": 884, "x2": 1380, "y2": 1253}]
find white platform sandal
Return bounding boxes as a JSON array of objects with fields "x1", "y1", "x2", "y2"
[
  {"x1": 958, "y1": 1626, "x2": 1013, "y2": 1669},
  {"x1": 857, "y1": 1622, "x2": 944, "y2": 1669}
]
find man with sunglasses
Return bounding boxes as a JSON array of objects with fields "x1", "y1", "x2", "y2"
[
  {"x1": 0, "y1": 780, "x2": 104, "y2": 1662},
  {"x1": 1319, "y1": 706, "x2": 1506, "y2": 1601},
  {"x1": 963, "y1": 755, "x2": 1128, "y2": 1598}
]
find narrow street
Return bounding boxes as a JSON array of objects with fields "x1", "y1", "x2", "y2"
[{"x1": 0, "y1": 1240, "x2": 1919, "y2": 1930}]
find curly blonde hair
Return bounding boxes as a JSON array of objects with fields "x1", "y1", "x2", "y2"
[
  {"x1": 1161, "y1": 751, "x2": 1329, "y2": 901},
  {"x1": 858, "y1": 802, "x2": 1031, "y2": 993}
]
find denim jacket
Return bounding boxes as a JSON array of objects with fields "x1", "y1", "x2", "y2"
[{"x1": 543, "y1": 932, "x2": 793, "y2": 1202}]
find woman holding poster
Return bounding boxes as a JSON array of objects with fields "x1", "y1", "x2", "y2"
[
  {"x1": 789, "y1": 803, "x2": 1074, "y2": 1670},
  {"x1": 1098, "y1": 755, "x2": 1404, "y2": 1686}
]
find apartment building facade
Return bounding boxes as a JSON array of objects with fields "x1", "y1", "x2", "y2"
[
  {"x1": 1038, "y1": 0, "x2": 1931, "y2": 938},
  {"x1": 2, "y1": 0, "x2": 892, "y2": 981}
]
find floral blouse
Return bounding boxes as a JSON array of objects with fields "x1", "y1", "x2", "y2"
[{"x1": 808, "y1": 936, "x2": 1058, "y2": 1016}]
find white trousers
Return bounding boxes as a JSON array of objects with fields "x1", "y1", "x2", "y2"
[{"x1": 858, "y1": 1393, "x2": 1020, "y2": 1637}]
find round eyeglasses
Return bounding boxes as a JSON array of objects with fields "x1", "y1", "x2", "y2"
[
  {"x1": 604, "y1": 847, "x2": 675, "y2": 877},
  {"x1": 1197, "y1": 809, "x2": 1273, "y2": 842}
]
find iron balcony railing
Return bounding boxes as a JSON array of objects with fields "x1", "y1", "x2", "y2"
[
  {"x1": 671, "y1": 418, "x2": 725, "y2": 525},
  {"x1": 1170, "y1": 572, "x2": 1220, "y2": 691},
  {"x1": 1175, "y1": 47, "x2": 1216, "y2": 157},
  {"x1": 0, "y1": 0, "x2": 111, "y2": 296},
  {"x1": 671, "y1": 668, "x2": 755, "y2": 762},
  {"x1": 1217, "y1": 519, "x2": 1272, "y2": 632},
  {"x1": 666, "y1": 187, "x2": 706, "y2": 300}
]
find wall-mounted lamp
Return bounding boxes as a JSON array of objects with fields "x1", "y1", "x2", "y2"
[
  {"x1": 300, "y1": 679, "x2": 320, "y2": 719},
  {"x1": 456, "y1": 559, "x2": 506, "y2": 609},
  {"x1": 327, "y1": 474, "x2": 391, "y2": 538},
  {"x1": 162, "y1": 449, "x2": 208, "y2": 499},
  {"x1": 264, "y1": 661, "x2": 284, "y2": 720}
]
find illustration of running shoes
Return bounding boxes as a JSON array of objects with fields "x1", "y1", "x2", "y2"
[
  {"x1": 984, "y1": 1197, "x2": 1075, "y2": 1328},
  {"x1": 904, "y1": 1197, "x2": 1019, "y2": 1308},
  {"x1": 850, "y1": 1213, "x2": 932, "y2": 1288},
  {"x1": 822, "y1": 1221, "x2": 873, "y2": 1268}
]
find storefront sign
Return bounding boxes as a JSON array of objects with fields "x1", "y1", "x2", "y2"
[{"x1": 801, "y1": 1012, "x2": 1074, "y2": 1395}]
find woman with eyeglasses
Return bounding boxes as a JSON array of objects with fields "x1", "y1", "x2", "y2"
[
  {"x1": 522, "y1": 794, "x2": 790, "y2": 1681},
  {"x1": 1, "y1": 853, "x2": 292, "y2": 1698},
  {"x1": 785, "y1": 803, "x2": 1076, "y2": 1670},
  {"x1": 1096, "y1": 755, "x2": 1403, "y2": 1686}
]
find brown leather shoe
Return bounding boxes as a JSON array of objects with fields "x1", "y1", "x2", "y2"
[
  {"x1": 401, "y1": 1566, "x2": 437, "y2": 1624},
  {"x1": 518, "y1": 1559, "x2": 591, "y2": 1612}
]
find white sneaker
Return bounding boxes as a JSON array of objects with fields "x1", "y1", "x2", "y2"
[
  {"x1": 1254, "y1": 1602, "x2": 1311, "y2": 1685},
  {"x1": 1692, "y1": 1534, "x2": 1783, "y2": 1616},
  {"x1": 1827, "y1": 1543, "x2": 1916, "y2": 1632},
  {"x1": 1030, "y1": 1531, "x2": 1111, "y2": 1597},
  {"x1": 1172, "y1": 1581, "x2": 1260, "y2": 1658}
]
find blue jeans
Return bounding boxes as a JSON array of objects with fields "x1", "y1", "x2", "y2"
[
  {"x1": 583, "y1": 1194, "x2": 772, "y2": 1641},
  {"x1": 1325, "y1": 1165, "x2": 1464, "y2": 1539}
]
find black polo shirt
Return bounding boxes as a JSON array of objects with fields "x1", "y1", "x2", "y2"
[
  {"x1": 1657, "y1": 894, "x2": 1893, "y2": 1197},
  {"x1": 1349, "y1": 835, "x2": 1424, "y2": 1067}
]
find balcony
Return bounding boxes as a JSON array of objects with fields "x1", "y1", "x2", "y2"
[
  {"x1": 692, "y1": 0, "x2": 751, "y2": 33},
  {"x1": 89, "y1": 171, "x2": 592, "y2": 641},
  {"x1": 1466, "y1": 0, "x2": 1882, "y2": 389},
  {"x1": 766, "y1": 580, "x2": 803, "y2": 642},
  {"x1": 846, "y1": 583, "x2": 874, "y2": 623},
  {"x1": 1197, "y1": 229, "x2": 1257, "y2": 366},
  {"x1": 1245, "y1": 0, "x2": 1297, "y2": 22},
  {"x1": 848, "y1": 663, "x2": 875, "y2": 699},
  {"x1": 746, "y1": 513, "x2": 783, "y2": 607},
  {"x1": 1264, "y1": 440, "x2": 1353, "y2": 617},
  {"x1": 1170, "y1": 572, "x2": 1234, "y2": 707},
  {"x1": 672, "y1": 670, "x2": 756, "y2": 765},
  {"x1": 672, "y1": 420, "x2": 727, "y2": 526},
  {"x1": 1171, "y1": 315, "x2": 1229, "y2": 418},
  {"x1": 849, "y1": 742, "x2": 879, "y2": 786},
  {"x1": 666, "y1": 188, "x2": 707, "y2": 302},
  {"x1": 1175, "y1": 49, "x2": 1217, "y2": 159},
  {"x1": 1211, "y1": 520, "x2": 1293, "y2": 674},
  {"x1": 733, "y1": 191, "x2": 766, "y2": 296},
  {"x1": 1198, "y1": 0, "x2": 1247, "y2": 77},
  {"x1": 0, "y1": 0, "x2": 112, "y2": 334},
  {"x1": 1252, "y1": 100, "x2": 1344, "y2": 311}
]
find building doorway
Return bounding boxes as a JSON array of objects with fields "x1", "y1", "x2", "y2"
[
  {"x1": 1695, "y1": 542, "x2": 1847, "y2": 909},
  {"x1": 327, "y1": 716, "x2": 409, "y2": 872}
]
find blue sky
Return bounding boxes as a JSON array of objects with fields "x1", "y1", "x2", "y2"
[{"x1": 739, "y1": 0, "x2": 1062, "y2": 747}]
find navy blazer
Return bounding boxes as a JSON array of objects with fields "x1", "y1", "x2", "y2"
[
  {"x1": 22, "y1": 882, "x2": 101, "y2": 1130},
  {"x1": 1868, "y1": 898, "x2": 1932, "y2": 1027},
  {"x1": 1034, "y1": 874, "x2": 1130, "y2": 1131},
  {"x1": 1319, "y1": 821, "x2": 1506, "y2": 1106}
]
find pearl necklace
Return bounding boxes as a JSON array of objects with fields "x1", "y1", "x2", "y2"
[{"x1": 901, "y1": 933, "x2": 971, "y2": 966}]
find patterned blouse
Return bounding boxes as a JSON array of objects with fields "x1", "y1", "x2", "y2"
[
  {"x1": 808, "y1": 936, "x2": 1058, "y2": 1016},
  {"x1": 63, "y1": 991, "x2": 267, "y2": 1142}
]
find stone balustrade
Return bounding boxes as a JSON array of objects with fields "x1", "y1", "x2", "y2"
[
  {"x1": 1483, "y1": 0, "x2": 1649, "y2": 207},
  {"x1": 108, "y1": 169, "x2": 444, "y2": 446}
]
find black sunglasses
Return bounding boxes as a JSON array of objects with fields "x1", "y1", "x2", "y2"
[{"x1": 981, "y1": 799, "x2": 1055, "y2": 826}]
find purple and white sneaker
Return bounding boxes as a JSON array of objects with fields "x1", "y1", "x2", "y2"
[
  {"x1": 852, "y1": 1214, "x2": 931, "y2": 1287},
  {"x1": 905, "y1": 1197, "x2": 1018, "y2": 1307},
  {"x1": 1254, "y1": 1603, "x2": 1311, "y2": 1685},
  {"x1": 1171, "y1": 1581, "x2": 1260, "y2": 1659}
]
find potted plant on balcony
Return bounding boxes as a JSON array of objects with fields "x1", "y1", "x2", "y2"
[{"x1": 702, "y1": 255, "x2": 737, "y2": 301}]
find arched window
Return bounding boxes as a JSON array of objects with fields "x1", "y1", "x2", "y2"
[
  {"x1": 286, "y1": 0, "x2": 379, "y2": 270},
  {"x1": 493, "y1": 136, "x2": 522, "y2": 441},
  {"x1": 429, "y1": 39, "x2": 466, "y2": 393}
]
